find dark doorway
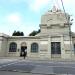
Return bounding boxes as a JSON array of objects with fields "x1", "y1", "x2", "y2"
[
  {"x1": 51, "y1": 42, "x2": 61, "y2": 54},
  {"x1": 20, "y1": 46, "x2": 27, "y2": 56}
]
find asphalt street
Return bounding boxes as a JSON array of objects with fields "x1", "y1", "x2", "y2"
[{"x1": 0, "y1": 59, "x2": 75, "y2": 75}]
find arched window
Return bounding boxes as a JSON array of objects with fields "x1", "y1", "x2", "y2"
[
  {"x1": 31, "y1": 43, "x2": 38, "y2": 53},
  {"x1": 9, "y1": 42, "x2": 17, "y2": 52}
]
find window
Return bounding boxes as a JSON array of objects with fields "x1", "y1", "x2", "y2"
[
  {"x1": 9, "y1": 42, "x2": 17, "y2": 52},
  {"x1": 31, "y1": 43, "x2": 38, "y2": 53}
]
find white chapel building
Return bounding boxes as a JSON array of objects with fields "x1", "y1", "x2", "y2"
[{"x1": 0, "y1": 6, "x2": 75, "y2": 59}]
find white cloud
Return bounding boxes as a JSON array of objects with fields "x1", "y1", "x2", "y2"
[
  {"x1": 27, "y1": 0, "x2": 75, "y2": 13},
  {"x1": 29, "y1": 0, "x2": 50, "y2": 12},
  {"x1": 63, "y1": 0, "x2": 73, "y2": 5},
  {"x1": 56, "y1": 0, "x2": 75, "y2": 9},
  {"x1": 5, "y1": 12, "x2": 22, "y2": 26}
]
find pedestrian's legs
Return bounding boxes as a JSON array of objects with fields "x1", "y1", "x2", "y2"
[{"x1": 24, "y1": 55, "x2": 25, "y2": 59}]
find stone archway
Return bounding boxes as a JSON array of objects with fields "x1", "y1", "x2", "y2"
[{"x1": 20, "y1": 42, "x2": 27, "y2": 57}]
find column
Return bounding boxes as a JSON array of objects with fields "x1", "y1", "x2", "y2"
[
  {"x1": 61, "y1": 35, "x2": 65, "y2": 59},
  {"x1": 48, "y1": 36, "x2": 51, "y2": 58},
  {"x1": 27, "y1": 42, "x2": 31, "y2": 57}
]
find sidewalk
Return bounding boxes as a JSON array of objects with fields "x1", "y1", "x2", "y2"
[
  {"x1": 0, "y1": 56, "x2": 22, "y2": 59},
  {"x1": 0, "y1": 57, "x2": 23, "y2": 64},
  {"x1": 0, "y1": 56, "x2": 75, "y2": 62}
]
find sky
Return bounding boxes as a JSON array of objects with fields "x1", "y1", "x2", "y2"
[{"x1": 0, "y1": 0, "x2": 75, "y2": 36}]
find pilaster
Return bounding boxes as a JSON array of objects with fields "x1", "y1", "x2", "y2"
[
  {"x1": 48, "y1": 36, "x2": 51, "y2": 58},
  {"x1": 61, "y1": 35, "x2": 65, "y2": 59}
]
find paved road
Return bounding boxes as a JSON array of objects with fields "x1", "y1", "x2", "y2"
[{"x1": 0, "y1": 59, "x2": 75, "y2": 75}]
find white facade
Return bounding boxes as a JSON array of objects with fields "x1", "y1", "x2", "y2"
[{"x1": 0, "y1": 6, "x2": 75, "y2": 59}]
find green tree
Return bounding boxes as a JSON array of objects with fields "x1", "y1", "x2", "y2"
[
  {"x1": 29, "y1": 29, "x2": 40, "y2": 36},
  {"x1": 12, "y1": 31, "x2": 24, "y2": 36},
  {"x1": 37, "y1": 29, "x2": 40, "y2": 33}
]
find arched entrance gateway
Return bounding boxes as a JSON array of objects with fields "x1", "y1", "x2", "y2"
[{"x1": 20, "y1": 42, "x2": 27, "y2": 56}]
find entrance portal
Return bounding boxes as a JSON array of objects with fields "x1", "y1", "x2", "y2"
[
  {"x1": 51, "y1": 42, "x2": 61, "y2": 58},
  {"x1": 20, "y1": 42, "x2": 27, "y2": 57}
]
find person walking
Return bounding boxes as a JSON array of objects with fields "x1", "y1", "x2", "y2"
[
  {"x1": 25, "y1": 48, "x2": 27, "y2": 57},
  {"x1": 23, "y1": 50, "x2": 26, "y2": 59}
]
